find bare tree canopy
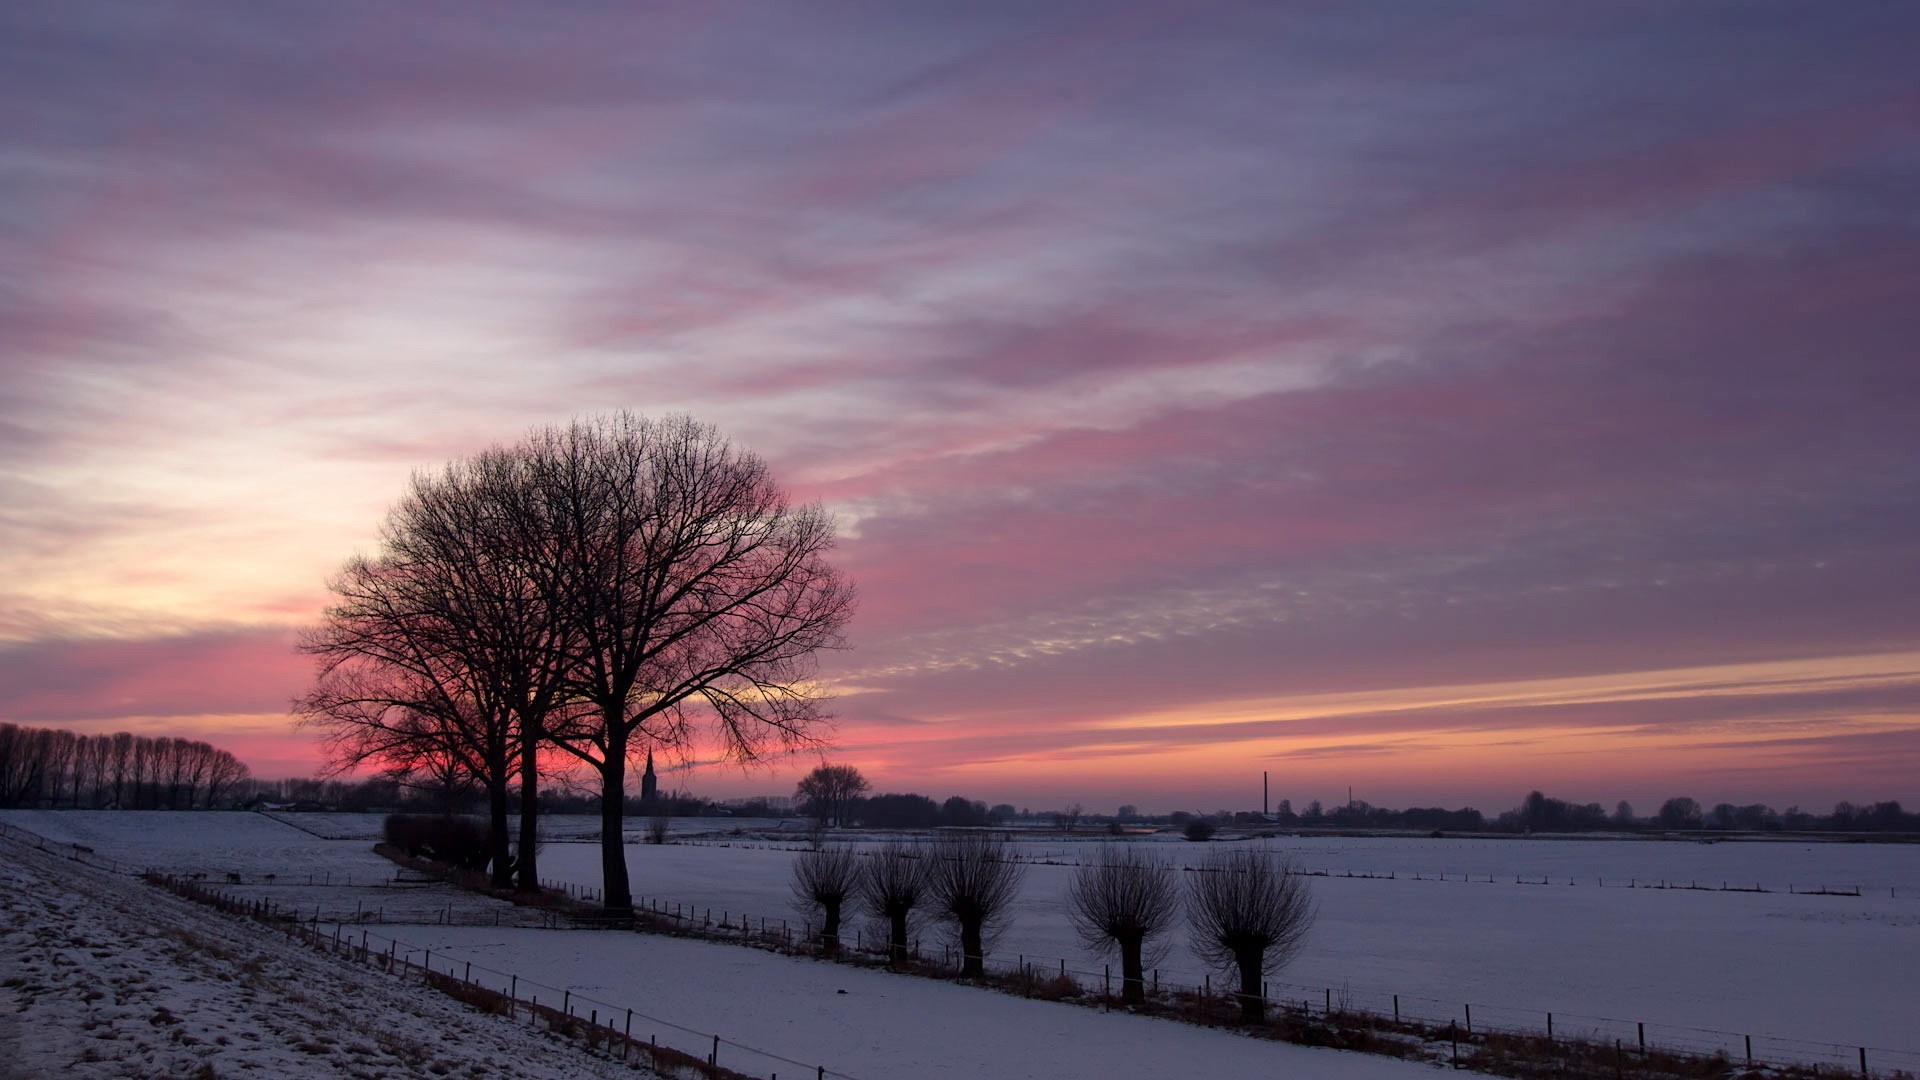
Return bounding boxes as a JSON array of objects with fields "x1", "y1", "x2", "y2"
[
  {"x1": 529, "y1": 414, "x2": 855, "y2": 911},
  {"x1": 860, "y1": 840, "x2": 928, "y2": 968},
  {"x1": 0, "y1": 722, "x2": 246, "y2": 810},
  {"x1": 927, "y1": 833, "x2": 1025, "y2": 978},
  {"x1": 796, "y1": 763, "x2": 869, "y2": 828},
  {"x1": 1067, "y1": 845, "x2": 1179, "y2": 1005},
  {"x1": 296, "y1": 447, "x2": 572, "y2": 890},
  {"x1": 298, "y1": 412, "x2": 855, "y2": 914},
  {"x1": 1186, "y1": 848, "x2": 1315, "y2": 1023},
  {"x1": 791, "y1": 845, "x2": 861, "y2": 954}
]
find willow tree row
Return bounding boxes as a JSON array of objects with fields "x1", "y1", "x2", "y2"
[
  {"x1": 0, "y1": 721, "x2": 250, "y2": 809},
  {"x1": 791, "y1": 840, "x2": 1315, "y2": 1022},
  {"x1": 297, "y1": 413, "x2": 855, "y2": 909}
]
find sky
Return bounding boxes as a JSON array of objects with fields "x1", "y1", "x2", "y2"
[{"x1": 3, "y1": 2, "x2": 1918, "y2": 816}]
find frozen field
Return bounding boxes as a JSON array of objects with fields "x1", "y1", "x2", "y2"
[
  {"x1": 532, "y1": 827, "x2": 1920, "y2": 1063},
  {"x1": 6, "y1": 810, "x2": 1916, "y2": 1075}
]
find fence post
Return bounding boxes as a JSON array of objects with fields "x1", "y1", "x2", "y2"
[
  {"x1": 1450, "y1": 1021, "x2": 1458, "y2": 1069},
  {"x1": 1393, "y1": 994, "x2": 1399, "y2": 1023},
  {"x1": 710, "y1": 1034, "x2": 719, "y2": 1070},
  {"x1": 1464, "y1": 1003, "x2": 1471, "y2": 1034},
  {"x1": 1547, "y1": 1012, "x2": 1553, "y2": 1040},
  {"x1": 1325, "y1": 987, "x2": 1331, "y2": 1014},
  {"x1": 1860, "y1": 1047, "x2": 1868, "y2": 1077},
  {"x1": 1637, "y1": 1022, "x2": 1645, "y2": 1057},
  {"x1": 1745, "y1": 1034, "x2": 1751, "y2": 1064}
]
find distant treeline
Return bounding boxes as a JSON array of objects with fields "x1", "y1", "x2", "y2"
[
  {"x1": 1232, "y1": 791, "x2": 1916, "y2": 834},
  {"x1": 0, "y1": 721, "x2": 250, "y2": 809}
]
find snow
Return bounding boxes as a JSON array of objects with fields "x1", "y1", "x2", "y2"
[
  {"x1": 0, "y1": 829, "x2": 643, "y2": 1079},
  {"x1": 532, "y1": 829, "x2": 1920, "y2": 1063},
  {"x1": 8, "y1": 811, "x2": 1916, "y2": 1077},
  {"x1": 0, "y1": 813, "x2": 1442, "y2": 1079},
  {"x1": 389, "y1": 924, "x2": 1439, "y2": 1080}
]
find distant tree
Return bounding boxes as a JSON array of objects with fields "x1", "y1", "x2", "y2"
[
  {"x1": 941, "y1": 795, "x2": 988, "y2": 827},
  {"x1": 797, "y1": 764, "x2": 870, "y2": 828},
  {"x1": 1055, "y1": 803, "x2": 1085, "y2": 832},
  {"x1": 1657, "y1": 797, "x2": 1703, "y2": 830},
  {"x1": 1302, "y1": 800, "x2": 1324, "y2": 823},
  {"x1": 1068, "y1": 846, "x2": 1179, "y2": 1005},
  {"x1": 645, "y1": 814, "x2": 671, "y2": 845},
  {"x1": 860, "y1": 841, "x2": 928, "y2": 967},
  {"x1": 1183, "y1": 819, "x2": 1216, "y2": 842},
  {"x1": 927, "y1": 833, "x2": 1025, "y2": 978},
  {"x1": 1708, "y1": 803, "x2": 1740, "y2": 830},
  {"x1": 791, "y1": 846, "x2": 861, "y2": 954},
  {"x1": 1187, "y1": 849, "x2": 1315, "y2": 1023},
  {"x1": 1116, "y1": 804, "x2": 1138, "y2": 821},
  {"x1": 1613, "y1": 801, "x2": 1635, "y2": 827},
  {"x1": 988, "y1": 803, "x2": 1016, "y2": 824},
  {"x1": 862, "y1": 792, "x2": 940, "y2": 829}
]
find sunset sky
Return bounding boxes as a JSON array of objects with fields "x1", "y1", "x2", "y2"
[{"x1": 4, "y1": 3, "x2": 1918, "y2": 815}]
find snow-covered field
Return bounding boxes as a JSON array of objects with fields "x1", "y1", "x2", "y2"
[
  {"x1": 525, "y1": 825, "x2": 1920, "y2": 1066},
  {"x1": 0, "y1": 812, "x2": 1442, "y2": 1079},
  {"x1": 6, "y1": 810, "x2": 1916, "y2": 1077}
]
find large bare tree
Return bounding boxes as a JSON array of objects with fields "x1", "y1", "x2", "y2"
[
  {"x1": 1068, "y1": 845, "x2": 1179, "y2": 1005},
  {"x1": 299, "y1": 448, "x2": 576, "y2": 891},
  {"x1": 526, "y1": 414, "x2": 855, "y2": 912},
  {"x1": 1186, "y1": 849, "x2": 1315, "y2": 1023}
]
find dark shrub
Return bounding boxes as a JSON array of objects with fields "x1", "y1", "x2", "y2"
[{"x1": 384, "y1": 813, "x2": 490, "y2": 871}]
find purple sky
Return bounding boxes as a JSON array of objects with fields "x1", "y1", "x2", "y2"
[{"x1": 3, "y1": 2, "x2": 1918, "y2": 814}]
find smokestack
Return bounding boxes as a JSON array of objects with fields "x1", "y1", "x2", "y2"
[{"x1": 1263, "y1": 771, "x2": 1269, "y2": 817}]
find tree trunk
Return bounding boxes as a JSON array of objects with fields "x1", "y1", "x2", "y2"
[
  {"x1": 598, "y1": 747, "x2": 631, "y2": 912},
  {"x1": 959, "y1": 918, "x2": 985, "y2": 978},
  {"x1": 515, "y1": 724, "x2": 540, "y2": 893},
  {"x1": 821, "y1": 899, "x2": 841, "y2": 954},
  {"x1": 1235, "y1": 951, "x2": 1265, "y2": 1023},
  {"x1": 888, "y1": 910, "x2": 910, "y2": 968},
  {"x1": 486, "y1": 779, "x2": 512, "y2": 889},
  {"x1": 1119, "y1": 936, "x2": 1146, "y2": 1005}
]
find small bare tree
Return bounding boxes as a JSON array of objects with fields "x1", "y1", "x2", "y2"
[
  {"x1": 1187, "y1": 849, "x2": 1315, "y2": 1023},
  {"x1": 860, "y1": 841, "x2": 928, "y2": 968},
  {"x1": 1068, "y1": 845, "x2": 1179, "y2": 1005},
  {"x1": 927, "y1": 833, "x2": 1025, "y2": 978},
  {"x1": 791, "y1": 846, "x2": 861, "y2": 954},
  {"x1": 645, "y1": 814, "x2": 671, "y2": 845}
]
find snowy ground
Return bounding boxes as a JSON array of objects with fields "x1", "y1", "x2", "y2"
[
  {"x1": 0, "y1": 813, "x2": 1450, "y2": 1079},
  {"x1": 387, "y1": 923, "x2": 1441, "y2": 1080},
  {"x1": 530, "y1": 826, "x2": 1920, "y2": 1066},
  {"x1": 7, "y1": 811, "x2": 1915, "y2": 1076},
  {"x1": 0, "y1": 831, "x2": 645, "y2": 1079}
]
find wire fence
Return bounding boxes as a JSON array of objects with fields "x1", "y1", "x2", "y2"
[
  {"x1": 145, "y1": 872, "x2": 875, "y2": 1080},
  {"x1": 10, "y1": 819, "x2": 1913, "y2": 1078},
  {"x1": 614, "y1": 875, "x2": 1920, "y2": 1080},
  {"x1": 0, "y1": 818, "x2": 135, "y2": 874},
  {"x1": 666, "y1": 835, "x2": 1904, "y2": 899}
]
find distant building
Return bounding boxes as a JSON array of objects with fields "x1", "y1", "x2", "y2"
[{"x1": 640, "y1": 749, "x2": 658, "y2": 806}]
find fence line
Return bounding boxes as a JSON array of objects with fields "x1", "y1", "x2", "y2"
[
  {"x1": 616, "y1": 881, "x2": 1920, "y2": 1079},
  {"x1": 665, "y1": 836, "x2": 1899, "y2": 899},
  {"x1": 7, "y1": 820, "x2": 1911, "y2": 1077},
  {"x1": 144, "y1": 872, "x2": 874, "y2": 1080}
]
